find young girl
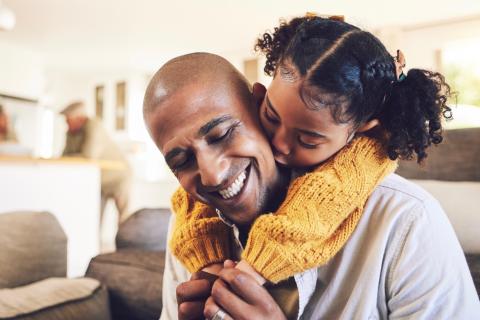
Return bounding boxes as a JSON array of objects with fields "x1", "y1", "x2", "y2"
[{"x1": 169, "y1": 15, "x2": 451, "y2": 288}]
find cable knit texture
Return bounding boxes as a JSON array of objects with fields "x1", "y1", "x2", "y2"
[
  {"x1": 170, "y1": 136, "x2": 398, "y2": 282},
  {"x1": 170, "y1": 189, "x2": 232, "y2": 273}
]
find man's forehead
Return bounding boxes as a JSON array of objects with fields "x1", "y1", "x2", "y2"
[
  {"x1": 152, "y1": 107, "x2": 236, "y2": 150},
  {"x1": 152, "y1": 84, "x2": 246, "y2": 123}
]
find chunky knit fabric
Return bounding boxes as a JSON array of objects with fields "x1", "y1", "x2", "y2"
[
  {"x1": 170, "y1": 136, "x2": 398, "y2": 283},
  {"x1": 169, "y1": 190, "x2": 232, "y2": 273}
]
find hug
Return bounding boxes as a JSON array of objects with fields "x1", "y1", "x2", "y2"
[{"x1": 143, "y1": 15, "x2": 480, "y2": 320}]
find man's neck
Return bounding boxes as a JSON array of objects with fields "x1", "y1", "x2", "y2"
[
  {"x1": 236, "y1": 165, "x2": 291, "y2": 245},
  {"x1": 237, "y1": 224, "x2": 251, "y2": 248},
  {"x1": 265, "y1": 165, "x2": 291, "y2": 213}
]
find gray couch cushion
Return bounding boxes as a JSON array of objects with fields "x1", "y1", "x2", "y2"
[
  {"x1": 397, "y1": 128, "x2": 480, "y2": 182},
  {"x1": 115, "y1": 208, "x2": 171, "y2": 251},
  {"x1": 0, "y1": 277, "x2": 110, "y2": 320},
  {"x1": 0, "y1": 212, "x2": 67, "y2": 288},
  {"x1": 466, "y1": 254, "x2": 480, "y2": 298},
  {"x1": 85, "y1": 250, "x2": 165, "y2": 320}
]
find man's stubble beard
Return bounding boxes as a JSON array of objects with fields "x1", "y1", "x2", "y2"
[{"x1": 259, "y1": 166, "x2": 291, "y2": 216}]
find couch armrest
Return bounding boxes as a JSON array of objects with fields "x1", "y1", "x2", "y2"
[
  {"x1": 86, "y1": 250, "x2": 165, "y2": 320},
  {"x1": 0, "y1": 211, "x2": 67, "y2": 288},
  {"x1": 115, "y1": 208, "x2": 171, "y2": 251}
]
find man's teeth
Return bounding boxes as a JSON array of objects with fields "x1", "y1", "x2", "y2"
[{"x1": 219, "y1": 171, "x2": 246, "y2": 199}]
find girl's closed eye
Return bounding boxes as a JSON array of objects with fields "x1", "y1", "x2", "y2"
[
  {"x1": 297, "y1": 137, "x2": 320, "y2": 149},
  {"x1": 297, "y1": 134, "x2": 324, "y2": 149}
]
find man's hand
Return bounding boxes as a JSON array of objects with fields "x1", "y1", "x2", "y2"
[
  {"x1": 204, "y1": 261, "x2": 286, "y2": 320},
  {"x1": 177, "y1": 271, "x2": 218, "y2": 320}
]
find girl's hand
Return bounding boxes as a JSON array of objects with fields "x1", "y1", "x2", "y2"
[
  {"x1": 204, "y1": 265, "x2": 286, "y2": 320},
  {"x1": 235, "y1": 259, "x2": 266, "y2": 286},
  {"x1": 202, "y1": 262, "x2": 225, "y2": 275}
]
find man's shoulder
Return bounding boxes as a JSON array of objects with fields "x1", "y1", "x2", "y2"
[
  {"x1": 363, "y1": 173, "x2": 446, "y2": 231},
  {"x1": 373, "y1": 173, "x2": 440, "y2": 210}
]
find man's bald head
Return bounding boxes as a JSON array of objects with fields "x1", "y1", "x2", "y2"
[{"x1": 143, "y1": 52, "x2": 252, "y2": 118}]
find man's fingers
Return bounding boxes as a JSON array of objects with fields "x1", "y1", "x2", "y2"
[
  {"x1": 176, "y1": 279, "x2": 213, "y2": 304},
  {"x1": 178, "y1": 300, "x2": 205, "y2": 320},
  {"x1": 210, "y1": 278, "x2": 252, "y2": 318},
  {"x1": 190, "y1": 271, "x2": 203, "y2": 280},
  {"x1": 204, "y1": 296, "x2": 233, "y2": 320},
  {"x1": 191, "y1": 270, "x2": 219, "y2": 282},
  {"x1": 204, "y1": 296, "x2": 219, "y2": 319},
  {"x1": 176, "y1": 274, "x2": 218, "y2": 319},
  {"x1": 218, "y1": 267, "x2": 271, "y2": 305}
]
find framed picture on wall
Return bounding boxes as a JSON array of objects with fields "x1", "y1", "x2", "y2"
[
  {"x1": 95, "y1": 85, "x2": 104, "y2": 119},
  {"x1": 115, "y1": 81, "x2": 126, "y2": 130}
]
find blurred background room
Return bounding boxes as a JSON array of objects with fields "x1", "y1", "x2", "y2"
[{"x1": 0, "y1": 1, "x2": 479, "y2": 319}]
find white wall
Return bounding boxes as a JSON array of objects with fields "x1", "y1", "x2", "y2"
[
  {"x1": 0, "y1": 42, "x2": 45, "y2": 99},
  {"x1": 375, "y1": 16, "x2": 480, "y2": 71},
  {"x1": 0, "y1": 161, "x2": 101, "y2": 277}
]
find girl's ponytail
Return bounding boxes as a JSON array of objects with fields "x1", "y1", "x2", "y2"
[{"x1": 380, "y1": 69, "x2": 452, "y2": 163}]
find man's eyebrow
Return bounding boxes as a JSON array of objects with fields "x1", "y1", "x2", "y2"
[
  {"x1": 297, "y1": 129, "x2": 326, "y2": 138},
  {"x1": 265, "y1": 95, "x2": 280, "y2": 117},
  {"x1": 165, "y1": 147, "x2": 185, "y2": 163},
  {"x1": 198, "y1": 115, "x2": 232, "y2": 136}
]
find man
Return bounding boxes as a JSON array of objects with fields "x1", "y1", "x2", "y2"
[
  {"x1": 61, "y1": 101, "x2": 131, "y2": 223},
  {"x1": 144, "y1": 53, "x2": 480, "y2": 320},
  {"x1": 0, "y1": 104, "x2": 17, "y2": 143},
  {"x1": 144, "y1": 53, "x2": 293, "y2": 319}
]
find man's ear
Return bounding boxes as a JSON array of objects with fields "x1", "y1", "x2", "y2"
[
  {"x1": 357, "y1": 118, "x2": 380, "y2": 133},
  {"x1": 252, "y1": 82, "x2": 266, "y2": 108}
]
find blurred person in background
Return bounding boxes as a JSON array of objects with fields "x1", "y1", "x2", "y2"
[
  {"x1": 0, "y1": 103, "x2": 17, "y2": 143},
  {"x1": 61, "y1": 101, "x2": 132, "y2": 224}
]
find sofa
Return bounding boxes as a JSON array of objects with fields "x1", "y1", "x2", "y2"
[
  {"x1": 397, "y1": 127, "x2": 480, "y2": 296},
  {"x1": 85, "y1": 208, "x2": 170, "y2": 320},
  {"x1": 0, "y1": 211, "x2": 111, "y2": 320}
]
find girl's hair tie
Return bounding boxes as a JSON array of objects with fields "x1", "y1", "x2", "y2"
[{"x1": 394, "y1": 49, "x2": 406, "y2": 82}]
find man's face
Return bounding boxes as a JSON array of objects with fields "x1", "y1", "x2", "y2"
[{"x1": 146, "y1": 83, "x2": 281, "y2": 226}]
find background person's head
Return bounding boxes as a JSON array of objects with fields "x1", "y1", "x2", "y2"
[
  {"x1": 0, "y1": 104, "x2": 7, "y2": 135},
  {"x1": 143, "y1": 53, "x2": 287, "y2": 227},
  {"x1": 60, "y1": 101, "x2": 88, "y2": 133},
  {"x1": 255, "y1": 16, "x2": 452, "y2": 168}
]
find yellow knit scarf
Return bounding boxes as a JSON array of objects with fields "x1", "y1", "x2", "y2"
[{"x1": 170, "y1": 136, "x2": 398, "y2": 283}]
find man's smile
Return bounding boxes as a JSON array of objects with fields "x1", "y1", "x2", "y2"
[
  {"x1": 202, "y1": 162, "x2": 253, "y2": 210},
  {"x1": 219, "y1": 170, "x2": 246, "y2": 199}
]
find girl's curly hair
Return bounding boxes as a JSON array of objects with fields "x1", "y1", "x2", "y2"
[{"x1": 255, "y1": 16, "x2": 452, "y2": 163}]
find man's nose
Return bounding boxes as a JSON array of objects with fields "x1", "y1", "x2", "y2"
[
  {"x1": 196, "y1": 151, "x2": 229, "y2": 188},
  {"x1": 271, "y1": 127, "x2": 291, "y2": 156}
]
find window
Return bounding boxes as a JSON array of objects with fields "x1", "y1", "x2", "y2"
[{"x1": 442, "y1": 38, "x2": 480, "y2": 128}]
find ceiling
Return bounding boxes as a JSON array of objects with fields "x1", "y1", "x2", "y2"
[{"x1": 2, "y1": 0, "x2": 480, "y2": 72}]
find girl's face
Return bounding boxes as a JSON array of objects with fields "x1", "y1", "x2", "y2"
[{"x1": 259, "y1": 74, "x2": 359, "y2": 168}]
